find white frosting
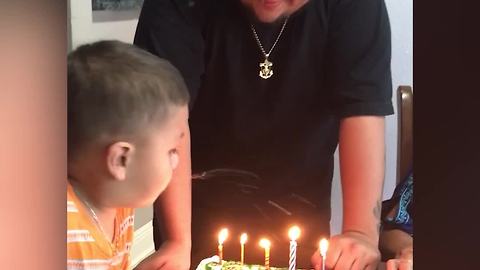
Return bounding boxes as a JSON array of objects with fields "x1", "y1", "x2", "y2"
[{"x1": 195, "y1": 255, "x2": 220, "y2": 270}]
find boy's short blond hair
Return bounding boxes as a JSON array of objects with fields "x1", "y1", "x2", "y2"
[{"x1": 68, "y1": 40, "x2": 189, "y2": 160}]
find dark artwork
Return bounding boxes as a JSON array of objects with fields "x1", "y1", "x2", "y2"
[
  {"x1": 92, "y1": 0, "x2": 144, "y2": 11},
  {"x1": 92, "y1": 0, "x2": 144, "y2": 22}
]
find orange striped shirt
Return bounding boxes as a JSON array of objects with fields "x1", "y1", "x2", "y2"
[{"x1": 67, "y1": 183, "x2": 134, "y2": 270}]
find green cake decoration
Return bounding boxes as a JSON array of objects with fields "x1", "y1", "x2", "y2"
[{"x1": 196, "y1": 256, "x2": 294, "y2": 270}]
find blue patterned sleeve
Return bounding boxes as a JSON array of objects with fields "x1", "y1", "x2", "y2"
[{"x1": 381, "y1": 172, "x2": 413, "y2": 236}]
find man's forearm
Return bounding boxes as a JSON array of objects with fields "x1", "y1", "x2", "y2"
[
  {"x1": 155, "y1": 127, "x2": 192, "y2": 246},
  {"x1": 339, "y1": 116, "x2": 386, "y2": 243}
]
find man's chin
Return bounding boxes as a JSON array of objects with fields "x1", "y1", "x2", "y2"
[{"x1": 254, "y1": 10, "x2": 288, "y2": 23}]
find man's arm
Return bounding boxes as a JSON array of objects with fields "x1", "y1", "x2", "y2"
[
  {"x1": 311, "y1": 0, "x2": 393, "y2": 267},
  {"x1": 339, "y1": 115, "x2": 385, "y2": 243},
  {"x1": 313, "y1": 116, "x2": 385, "y2": 270},
  {"x1": 135, "y1": 128, "x2": 192, "y2": 270}
]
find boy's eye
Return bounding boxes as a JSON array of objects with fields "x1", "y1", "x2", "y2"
[{"x1": 168, "y1": 149, "x2": 178, "y2": 155}]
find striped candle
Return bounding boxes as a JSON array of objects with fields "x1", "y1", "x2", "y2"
[
  {"x1": 289, "y1": 240, "x2": 297, "y2": 270},
  {"x1": 288, "y1": 226, "x2": 301, "y2": 270}
]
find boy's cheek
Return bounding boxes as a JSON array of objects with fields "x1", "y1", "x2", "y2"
[{"x1": 169, "y1": 152, "x2": 179, "y2": 170}]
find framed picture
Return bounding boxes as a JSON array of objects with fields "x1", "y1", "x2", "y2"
[{"x1": 92, "y1": 0, "x2": 144, "y2": 22}]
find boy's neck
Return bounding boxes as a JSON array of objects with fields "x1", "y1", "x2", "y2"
[{"x1": 69, "y1": 178, "x2": 118, "y2": 242}]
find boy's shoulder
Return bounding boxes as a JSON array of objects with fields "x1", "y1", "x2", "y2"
[
  {"x1": 66, "y1": 182, "x2": 134, "y2": 234},
  {"x1": 67, "y1": 182, "x2": 134, "y2": 269}
]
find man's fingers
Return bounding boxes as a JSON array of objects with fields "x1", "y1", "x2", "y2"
[
  {"x1": 134, "y1": 253, "x2": 166, "y2": 270},
  {"x1": 159, "y1": 262, "x2": 190, "y2": 270},
  {"x1": 157, "y1": 261, "x2": 174, "y2": 270},
  {"x1": 350, "y1": 257, "x2": 366, "y2": 270},
  {"x1": 386, "y1": 259, "x2": 400, "y2": 270},
  {"x1": 334, "y1": 251, "x2": 355, "y2": 270},
  {"x1": 325, "y1": 245, "x2": 342, "y2": 269},
  {"x1": 386, "y1": 258, "x2": 413, "y2": 270},
  {"x1": 361, "y1": 255, "x2": 379, "y2": 270},
  {"x1": 399, "y1": 259, "x2": 413, "y2": 270},
  {"x1": 365, "y1": 263, "x2": 379, "y2": 270},
  {"x1": 311, "y1": 251, "x2": 324, "y2": 270}
]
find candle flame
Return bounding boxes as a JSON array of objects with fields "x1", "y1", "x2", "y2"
[
  {"x1": 288, "y1": 226, "x2": 301, "y2": 241},
  {"x1": 218, "y1": 228, "x2": 229, "y2": 245},
  {"x1": 240, "y1": 233, "x2": 248, "y2": 244},
  {"x1": 319, "y1": 238, "x2": 329, "y2": 257},
  {"x1": 259, "y1": 238, "x2": 271, "y2": 249}
]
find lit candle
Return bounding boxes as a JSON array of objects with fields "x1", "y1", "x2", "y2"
[
  {"x1": 288, "y1": 226, "x2": 301, "y2": 270},
  {"x1": 259, "y1": 238, "x2": 271, "y2": 270},
  {"x1": 218, "y1": 228, "x2": 229, "y2": 263},
  {"x1": 319, "y1": 238, "x2": 329, "y2": 270},
  {"x1": 240, "y1": 233, "x2": 248, "y2": 265}
]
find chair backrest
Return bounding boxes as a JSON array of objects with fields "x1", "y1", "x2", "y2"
[{"x1": 396, "y1": 85, "x2": 413, "y2": 184}]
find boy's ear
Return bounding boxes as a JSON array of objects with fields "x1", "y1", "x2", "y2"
[{"x1": 106, "y1": 142, "x2": 135, "y2": 181}]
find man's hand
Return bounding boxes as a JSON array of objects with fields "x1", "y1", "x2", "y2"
[
  {"x1": 386, "y1": 258, "x2": 413, "y2": 270},
  {"x1": 386, "y1": 247, "x2": 413, "y2": 270},
  {"x1": 134, "y1": 240, "x2": 191, "y2": 270},
  {"x1": 312, "y1": 231, "x2": 381, "y2": 270},
  {"x1": 312, "y1": 116, "x2": 384, "y2": 269}
]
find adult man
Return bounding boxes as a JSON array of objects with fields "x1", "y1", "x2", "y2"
[{"x1": 134, "y1": 0, "x2": 393, "y2": 269}]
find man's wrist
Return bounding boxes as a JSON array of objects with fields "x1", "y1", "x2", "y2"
[
  {"x1": 165, "y1": 237, "x2": 191, "y2": 248},
  {"x1": 343, "y1": 228, "x2": 379, "y2": 244}
]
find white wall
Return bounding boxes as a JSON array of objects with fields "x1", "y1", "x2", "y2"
[
  {"x1": 330, "y1": 0, "x2": 413, "y2": 235},
  {"x1": 68, "y1": 0, "x2": 139, "y2": 50}
]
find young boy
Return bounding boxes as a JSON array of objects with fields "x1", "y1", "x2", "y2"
[{"x1": 67, "y1": 40, "x2": 190, "y2": 270}]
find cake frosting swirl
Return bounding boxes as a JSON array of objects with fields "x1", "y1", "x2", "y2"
[{"x1": 196, "y1": 256, "x2": 299, "y2": 270}]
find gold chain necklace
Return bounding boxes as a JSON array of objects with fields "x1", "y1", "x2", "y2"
[
  {"x1": 74, "y1": 187, "x2": 118, "y2": 254},
  {"x1": 250, "y1": 16, "x2": 289, "y2": 79}
]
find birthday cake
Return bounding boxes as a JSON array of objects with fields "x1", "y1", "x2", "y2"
[
  {"x1": 196, "y1": 227, "x2": 322, "y2": 270},
  {"x1": 196, "y1": 256, "x2": 291, "y2": 270}
]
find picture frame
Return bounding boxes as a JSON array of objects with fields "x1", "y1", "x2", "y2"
[{"x1": 92, "y1": 0, "x2": 144, "y2": 22}]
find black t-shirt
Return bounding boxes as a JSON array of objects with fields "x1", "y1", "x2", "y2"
[{"x1": 134, "y1": 0, "x2": 394, "y2": 216}]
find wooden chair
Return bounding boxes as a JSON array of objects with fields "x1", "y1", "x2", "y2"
[
  {"x1": 378, "y1": 86, "x2": 414, "y2": 264},
  {"x1": 396, "y1": 85, "x2": 413, "y2": 184}
]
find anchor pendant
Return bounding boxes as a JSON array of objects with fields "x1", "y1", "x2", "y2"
[{"x1": 259, "y1": 58, "x2": 273, "y2": 79}]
